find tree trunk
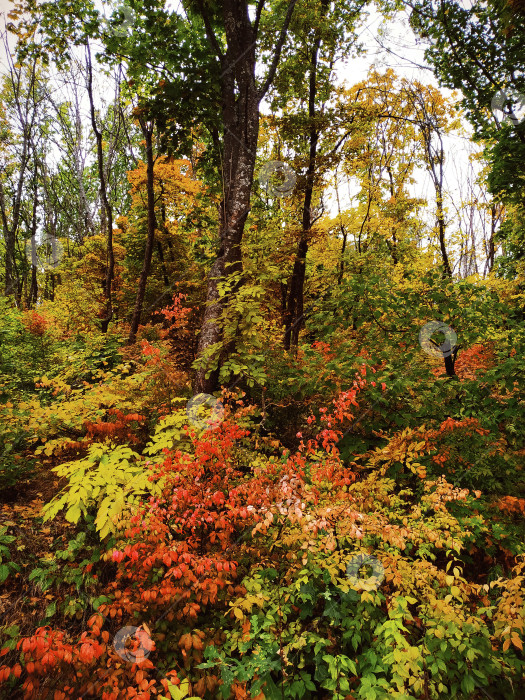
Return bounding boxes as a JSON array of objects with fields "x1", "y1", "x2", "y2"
[
  {"x1": 0, "y1": 182, "x2": 19, "y2": 300},
  {"x1": 86, "y1": 41, "x2": 114, "y2": 333},
  {"x1": 284, "y1": 233, "x2": 309, "y2": 349},
  {"x1": 424, "y1": 124, "x2": 450, "y2": 277},
  {"x1": 407, "y1": 87, "x2": 452, "y2": 278},
  {"x1": 193, "y1": 7, "x2": 258, "y2": 393},
  {"x1": 192, "y1": 0, "x2": 298, "y2": 393},
  {"x1": 128, "y1": 119, "x2": 157, "y2": 344},
  {"x1": 283, "y1": 0, "x2": 328, "y2": 350},
  {"x1": 436, "y1": 191, "x2": 451, "y2": 278},
  {"x1": 193, "y1": 122, "x2": 258, "y2": 391},
  {"x1": 27, "y1": 265, "x2": 38, "y2": 308},
  {"x1": 486, "y1": 202, "x2": 497, "y2": 275},
  {"x1": 444, "y1": 349, "x2": 457, "y2": 377},
  {"x1": 0, "y1": 51, "x2": 37, "y2": 305},
  {"x1": 386, "y1": 165, "x2": 399, "y2": 267},
  {"x1": 0, "y1": 132, "x2": 28, "y2": 303},
  {"x1": 26, "y1": 175, "x2": 39, "y2": 308},
  {"x1": 157, "y1": 240, "x2": 170, "y2": 287},
  {"x1": 335, "y1": 171, "x2": 347, "y2": 285},
  {"x1": 160, "y1": 201, "x2": 176, "y2": 264}
]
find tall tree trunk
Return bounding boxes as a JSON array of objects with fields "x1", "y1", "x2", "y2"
[
  {"x1": 193, "y1": 0, "x2": 298, "y2": 393},
  {"x1": 26, "y1": 173, "x2": 39, "y2": 308},
  {"x1": 86, "y1": 41, "x2": 114, "y2": 333},
  {"x1": 128, "y1": 118, "x2": 157, "y2": 344},
  {"x1": 0, "y1": 182, "x2": 19, "y2": 301},
  {"x1": 193, "y1": 119, "x2": 258, "y2": 391},
  {"x1": 284, "y1": 233, "x2": 309, "y2": 349},
  {"x1": 386, "y1": 165, "x2": 399, "y2": 267},
  {"x1": 157, "y1": 240, "x2": 170, "y2": 287},
  {"x1": 0, "y1": 51, "x2": 38, "y2": 305},
  {"x1": 486, "y1": 202, "x2": 497, "y2": 275},
  {"x1": 335, "y1": 172, "x2": 347, "y2": 285},
  {"x1": 426, "y1": 128, "x2": 451, "y2": 278},
  {"x1": 443, "y1": 348, "x2": 457, "y2": 377},
  {"x1": 0, "y1": 131, "x2": 28, "y2": 303},
  {"x1": 436, "y1": 190, "x2": 451, "y2": 278},
  {"x1": 160, "y1": 201, "x2": 176, "y2": 264},
  {"x1": 338, "y1": 226, "x2": 348, "y2": 285},
  {"x1": 27, "y1": 265, "x2": 38, "y2": 308},
  {"x1": 283, "y1": 0, "x2": 328, "y2": 350},
  {"x1": 408, "y1": 87, "x2": 452, "y2": 278},
  {"x1": 424, "y1": 123, "x2": 451, "y2": 277}
]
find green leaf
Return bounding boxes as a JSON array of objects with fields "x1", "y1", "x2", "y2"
[
  {"x1": 45, "y1": 600, "x2": 57, "y2": 618},
  {"x1": 0, "y1": 564, "x2": 10, "y2": 583}
]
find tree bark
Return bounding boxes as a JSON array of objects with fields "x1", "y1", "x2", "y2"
[
  {"x1": 128, "y1": 118, "x2": 157, "y2": 344},
  {"x1": 443, "y1": 348, "x2": 458, "y2": 377},
  {"x1": 335, "y1": 171, "x2": 347, "y2": 285},
  {"x1": 406, "y1": 85, "x2": 452, "y2": 278},
  {"x1": 0, "y1": 54, "x2": 37, "y2": 303},
  {"x1": 86, "y1": 41, "x2": 114, "y2": 333},
  {"x1": 193, "y1": 0, "x2": 298, "y2": 393},
  {"x1": 436, "y1": 189, "x2": 451, "y2": 278},
  {"x1": 26, "y1": 170, "x2": 39, "y2": 308},
  {"x1": 284, "y1": 232, "x2": 309, "y2": 349},
  {"x1": 486, "y1": 202, "x2": 497, "y2": 274},
  {"x1": 386, "y1": 164, "x2": 399, "y2": 267},
  {"x1": 283, "y1": 0, "x2": 328, "y2": 350}
]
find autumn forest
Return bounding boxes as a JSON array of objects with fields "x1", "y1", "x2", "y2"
[{"x1": 0, "y1": 0, "x2": 524, "y2": 698}]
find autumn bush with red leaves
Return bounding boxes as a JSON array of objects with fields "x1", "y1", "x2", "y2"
[
  {"x1": 84, "y1": 408, "x2": 147, "y2": 446},
  {"x1": 0, "y1": 378, "x2": 369, "y2": 699},
  {"x1": 21, "y1": 310, "x2": 48, "y2": 337}
]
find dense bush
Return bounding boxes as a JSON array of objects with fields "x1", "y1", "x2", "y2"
[{"x1": 1, "y1": 381, "x2": 524, "y2": 699}]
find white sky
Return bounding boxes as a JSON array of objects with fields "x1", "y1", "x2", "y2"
[{"x1": 0, "y1": 0, "x2": 17, "y2": 62}]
